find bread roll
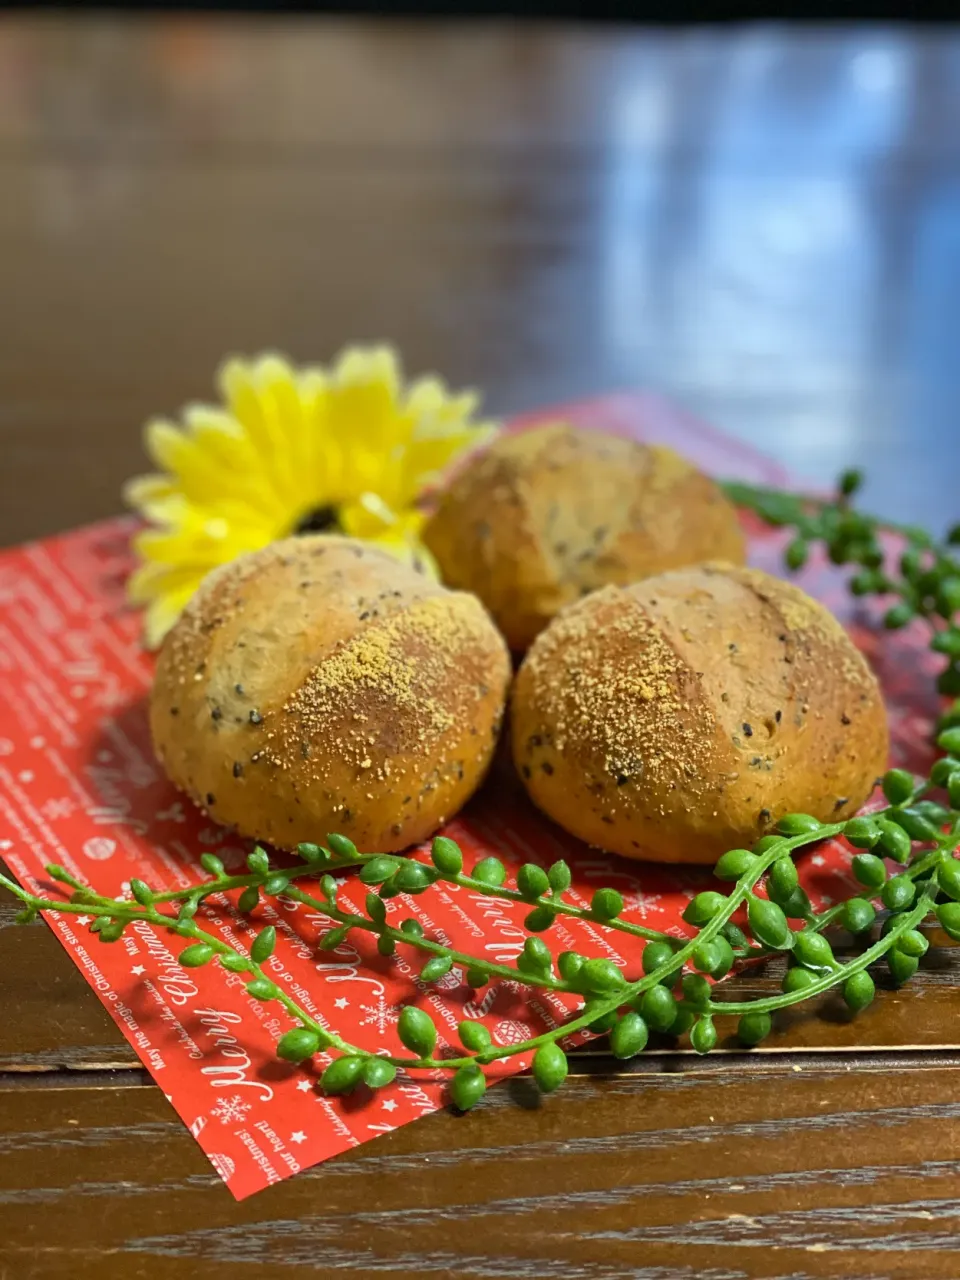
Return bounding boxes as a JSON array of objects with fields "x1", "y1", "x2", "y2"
[
  {"x1": 423, "y1": 423, "x2": 745, "y2": 650},
  {"x1": 511, "y1": 564, "x2": 888, "y2": 864},
  {"x1": 151, "y1": 537, "x2": 510, "y2": 853}
]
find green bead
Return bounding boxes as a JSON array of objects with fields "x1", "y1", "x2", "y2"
[
  {"x1": 421, "y1": 956, "x2": 453, "y2": 983},
  {"x1": 747, "y1": 895, "x2": 794, "y2": 950},
  {"x1": 517, "y1": 863, "x2": 550, "y2": 901},
  {"x1": 885, "y1": 603, "x2": 915, "y2": 630},
  {"x1": 937, "y1": 902, "x2": 960, "y2": 940},
  {"x1": 591, "y1": 888, "x2": 624, "y2": 921},
  {"x1": 586, "y1": 1007, "x2": 619, "y2": 1033},
  {"x1": 98, "y1": 923, "x2": 124, "y2": 943},
  {"x1": 792, "y1": 930, "x2": 834, "y2": 970},
  {"x1": 753, "y1": 835, "x2": 783, "y2": 854},
  {"x1": 179, "y1": 943, "x2": 215, "y2": 968},
  {"x1": 610, "y1": 1012, "x2": 649, "y2": 1059},
  {"x1": 524, "y1": 906, "x2": 557, "y2": 933},
  {"x1": 327, "y1": 833, "x2": 359, "y2": 861},
  {"x1": 642, "y1": 940, "x2": 677, "y2": 979},
  {"x1": 247, "y1": 847, "x2": 270, "y2": 875},
  {"x1": 949, "y1": 775, "x2": 960, "y2": 810},
  {"x1": 581, "y1": 958, "x2": 626, "y2": 994},
  {"x1": 778, "y1": 887, "x2": 814, "y2": 920},
  {"x1": 768, "y1": 856, "x2": 799, "y2": 902},
  {"x1": 237, "y1": 886, "x2": 259, "y2": 914},
  {"x1": 737, "y1": 1011, "x2": 772, "y2": 1046},
  {"x1": 785, "y1": 538, "x2": 809, "y2": 571},
  {"x1": 548, "y1": 860, "x2": 572, "y2": 893},
  {"x1": 321, "y1": 1055, "x2": 365, "y2": 1095},
  {"x1": 887, "y1": 808, "x2": 939, "y2": 842},
  {"x1": 937, "y1": 726, "x2": 960, "y2": 756},
  {"x1": 876, "y1": 820, "x2": 912, "y2": 863},
  {"x1": 532, "y1": 1043, "x2": 568, "y2": 1093},
  {"x1": 397, "y1": 1006, "x2": 437, "y2": 1057},
  {"x1": 297, "y1": 842, "x2": 326, "y2": 864},
  {"x1": 842, "y1": 897, "x2": 877, "y2": 935},
  {"x1": 898, "y1": 929, "x2": 929, "y2": 958},
  {"x1": 681, "y1": 973, "x2": 711, "y2": 1007},
  {"x1": 320, "y1": 875, "x2": 337, "y2": 901},
  {"x1": 939, "y1": 700, "x2": 960, "y2": 733},
  {"x1": 521, "y1": 936, "x2": 553, "y2": 972},
  {"x1": 396, "y1": 862, "x2": 433, "y2": 894},
  {"x1": 682, "y1": 891, "x2": 728, "y2": 926},
  {"x1": 362, "y1": 1057, "x2": 397, "y2": 1089},
  {"x1": 200, "y1": 853, "x2": 225, "y2": 878},
  {"x1": 465, "y1": 966, "x2": 488, "y2": 988},
  {"x1": 722, "y1": 922, "x2": 750, "y2": 950},
  {"x1": 882, "y1": 769, "x2": 915, "y2": 806},
  {"x1": 130, "y1": 879, "x2": 153, "y2": 906},
  {"x1": 318, "y1": 925, "x2": 348, "y2": 951},
  {"x1": 668, "y1": 1005, "x2": 695, "y2": 1037},
  {"x1": 557, "y1": 951, "x2": 585, "y2": 983},
  {"x1": 250, "y1": 926, "x2": 276, "y2": 964},
  {"x1": 246, "y1": 977, "x2": 278, "y2": 1000},
  {"x1": 931, "y1": 757, "x2": 958, "y2": 787},
  {"x1": 690, "y1": 1017, "x2": 718, "y2": 1055},
  {"x1": 450, "y1": 1065, "x2": 486, "y2": 1110},
  {"x1": 365, "y1": 893, "x2": 387, "y2": 925},
  {"x1": 219, "y1": 952, "x2": 251, "y2": 973},
  {"x1": 777, "y1": 813, "x2": 822, "y2": 837},
  {"x1": 714, "y1": 848, "x2": 759, "y2": 881},
  {"x1": 376, "y1": 934, "x2": 396, "y2": 957},
  {"x1": 938, "y1": 859, "x2": 960, "y2": 901},
  {"x1": 472, "y1": 857, "x2": 506, "y2": 887},
  {"x1": 881, "y1": 875, "x2": 916, "y2": 912},
  {"x1": 277, "y1": 1027, "x2": 320, "y2": 1063},
  {"x1": 458, "y1": 1020, "x2": 492, "y2": 1052},
  {"x1": 693, "y1": 936, "x2": 734, "y2": 978},
  {"x1": 430, "y1": 837, "x2": 463, "y2": 875},
  {"x1": 887, "y1": 949, "x2": 919, "y2": 986},
  {"x1": 638, "y1": 984, "x2": 677, "y2": 1032},
  {"x1": 852, "y1": 853, "x2": 887, "y2": 889},
  {"x1": 359, "y1": 856, "x2": 400, "y2": 885},
  {"x1": 843, "y1": 971, "x2": 875, "y2": 1012},
  {"x1": 263, "y1": 873, "x2": 290, "y2": 897},
  {"x1": 782, "y1": 966, "x2": 818, "y2": 994}
]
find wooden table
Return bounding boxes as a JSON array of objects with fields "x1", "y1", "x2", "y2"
[{"x1": 3, "y1": 16, "x2": 960, "y2": 1277}]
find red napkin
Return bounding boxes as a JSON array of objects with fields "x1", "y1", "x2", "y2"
[{"x1": 0, "y1": 393, "x2": 936, "y2": 1198}]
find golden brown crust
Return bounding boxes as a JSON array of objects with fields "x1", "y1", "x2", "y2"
[
  {"x1": 511, "y1": 564, "x2": 889, "y2": 864},
  {"x1": 423, "y1": 423, "x2": 746, "y2": 650},
  {"x1": 150, "y1": 537, "x2": 511, "y2": 853}
]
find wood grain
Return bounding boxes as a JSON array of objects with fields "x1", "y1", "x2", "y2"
[
  {"x1": 5, "y1": 1058, "x2": 960, "y2": 1278},
  {"x1": 3, "y1": 14, "x2": 960, "y2": 1275}
]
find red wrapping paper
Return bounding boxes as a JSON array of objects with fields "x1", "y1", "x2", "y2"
[{"x1": 0, "y1": 393, "x2": 939, "y2": 1199}]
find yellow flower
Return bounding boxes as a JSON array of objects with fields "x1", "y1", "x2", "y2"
[{"x1": 125, "y1": 346, "x2": 497, "y2": 647}]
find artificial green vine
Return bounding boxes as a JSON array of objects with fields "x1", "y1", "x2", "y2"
[{"x1": 5, "y1": 470, "x2": 960, "y2": 1111}]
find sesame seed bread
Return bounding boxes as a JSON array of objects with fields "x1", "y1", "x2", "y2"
[
  {"x1": 150, "y1": 537, "x2": 510, "y2": 853},
  {"x1": 423, "y1": 423, "x2": 746, "y2": 651},
  {"x1": 511, "y1": 563, "x2": 889, "y2": 864}
]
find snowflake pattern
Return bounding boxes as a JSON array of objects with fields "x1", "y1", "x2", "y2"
[
  {"x1": 210, "y1": 1095, "x2": 252, "y2": 1125},
  {"x1": 358, "y1": 994, "x2": 402, "y2": 1035}
]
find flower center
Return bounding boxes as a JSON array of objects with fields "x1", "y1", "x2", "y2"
[{"x1": 293, "y1": 504, "x2": 341, "y2": 536}]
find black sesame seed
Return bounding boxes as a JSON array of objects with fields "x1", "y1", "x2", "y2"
[
  {"x1": 728, "y1": 642, "x2": 738, "y2": 653},
  {"x1": 834, "y1": 796, "x2": 849, "y2": 810},
  {"x1": 211, "y1": 707, "x2": 222, "y2": 721},
  {"x1": 601, "y1": 815, "x2": 614, "y2": 825},
  {"x1": 233, "y1": 762, "x2": 243, "y2": 778},
  {"x1": 742, "y1": 722, "x2": 753, "y2": 737},
  {"x1": 616, "y1": 774, "x2": 630, "y2": 787},
  {"x1": 206, "y1": 793, "x2": 216, "y2": 806},
  {"x1": 359, "y1": 611, "x2": 370, "y2": 621},
  {"x1": 775, "y1": 710, "x2": 782, "y2": 723},
  {"x1": 170, "y1": 706, "x2": 179, "y2": 716},
  {"x1": 541, "y1": 762, "x2": 554, "y2": 776},
  {"x1": 759, "y1": 808, "x2": 772, "y2": 823},
  {"x1": 841, "y1": 713, "x2": 851, "y2": 726}
]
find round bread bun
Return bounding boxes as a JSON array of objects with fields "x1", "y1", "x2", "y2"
[
  {"x1": 423, "y1": 422, "x2": 746, "y2": 651},
  {"x1": 511, "y1": 563, "x2": 888, "y2": 864},
  {"x1": 150, "y1": 537, "x2": 511, "y2": 853}
]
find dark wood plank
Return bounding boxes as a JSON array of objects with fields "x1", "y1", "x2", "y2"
[{"x1": 5, "y1": 1058, "x2": 960, "y2": 1278}]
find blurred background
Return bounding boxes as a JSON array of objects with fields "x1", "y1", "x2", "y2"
[{"x1": 1, "y1": 14, "x2": 958, "y2": 542}]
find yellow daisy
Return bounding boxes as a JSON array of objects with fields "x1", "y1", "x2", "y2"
[{"x1": 125, "y1": 346, "x2": 497, "y2": 647}]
